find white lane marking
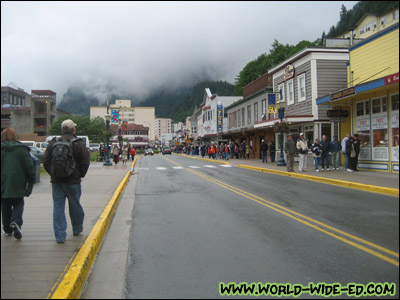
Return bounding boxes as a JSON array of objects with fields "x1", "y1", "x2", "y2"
[
  {"x1": 156, "y1": 167, "x2": 167, "y2": 170},
  {"x1": 219, "y1": 165, "x2": 233, "y2": 167},
  {"x1": 173, "y1": 166, "x2": 184, "y2": 169},
  {"x1": 189, "y1": 166, "x2": 200, "y2": 169},
  {"x1": 204, "y1": 165, "x2": 216, "y2": 168}
]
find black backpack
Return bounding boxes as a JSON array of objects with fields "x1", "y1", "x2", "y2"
[{"x1": 50, "y1": 137, "x2": 81, "y2": 178}]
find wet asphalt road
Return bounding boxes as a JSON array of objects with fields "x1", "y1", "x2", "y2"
[{"x1": 125, "y1": 154, "x2": 399, "y2": 299}]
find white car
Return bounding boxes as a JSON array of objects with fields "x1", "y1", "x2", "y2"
[
  {"x1": 89, "y1": 143, "x2": 100, "y2": 152},
  {"x1": 144, "y1": 148, "x2": 154, "y2": 156}
]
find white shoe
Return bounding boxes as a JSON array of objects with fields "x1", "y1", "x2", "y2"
[
  {"x1": 321, "y1": 168, "x2": 325, "y2": 171},
  {"x1": 347, "y1": 169, "x2": 354, "y2": 173},
  {"x1": 316, "y1": 169, "x2": 319, "y2": 172},
  {"x1": 327, "y1": 168, "x2": 330, "y2": 171}
]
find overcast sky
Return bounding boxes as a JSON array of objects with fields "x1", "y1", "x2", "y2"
[{"x1": 1, "y1": 1, "x2": 358, "y2": 103}]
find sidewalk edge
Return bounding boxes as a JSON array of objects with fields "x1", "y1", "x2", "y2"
[
  {"x1": 236, "y1": 165, "x2": 399, "y2": 196},
  {"x1": 48, "y1": 156, "x2": 139, "y2": 299}
]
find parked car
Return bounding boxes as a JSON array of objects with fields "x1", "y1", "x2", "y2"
[
  {"x1": 89, "y1": 143, "x2": 100, "y2": 152},
  {"x1": 29, "y1": 146, "x2": 45, "y2": 162},
  {"x1": 162, "y1": 147, "x2": 172, "y2": 155},
  {"x1": 35, "y1": 142, "x2": 48, "y2": 150},
  {"x1": 144, "y1": 148, "x2": 154, "y2": 156}
]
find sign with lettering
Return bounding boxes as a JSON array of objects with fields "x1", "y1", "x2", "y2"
[
  {"x1": 284, "y1": 64, "x2": 295, "y2": 80},
  {"x1": 384, "y1": 72, "x2": 399, "y2": 85},
  {"x1": 330, "y1": 87, "x2": 356, "y2": 101},
  {"x1": 267, "y1": 93, "x2": 277, "y2": 113},
  {"x1": 217, "y1": 104, "x2": 223, "y2": 133}
]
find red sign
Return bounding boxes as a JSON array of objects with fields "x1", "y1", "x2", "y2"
[{"x1": 384, "y1": 73, "x2": 399, "y2": 85}]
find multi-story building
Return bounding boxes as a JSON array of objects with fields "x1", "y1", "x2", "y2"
[
  {"x1": 154, "y1": 118, "x2": 172, "y2": 140},
  {"x1": 225, "y1": 73, "x2": 273, "y2": 159},
  {"x1": 336, "y1": 7, "x2": 399, "y2": 40},
  {"x1": 254, "y1": 47, "x2": 349, "y2": 154},
  {"x1": 90, "y1": 101, "x2": 155, "y2": 140},
  {"x1": 31, "y1": 90, "x2": 57, "y2": 136},
  {"x1": 197, "y1": 88, "x2": 241, "y2": 144},
  {"x1": 318, "y1": 23, "x2": 399, "y2": 173}
]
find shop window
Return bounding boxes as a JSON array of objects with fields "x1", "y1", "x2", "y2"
[
  {"x1": 372, "y1": 98, "x2": 381, "y2": 114},
  {"x1": 254, "y1": 102, "x2": 258, "y2": 122},
  {"x1": 391, "y1": 94, "x2": 399, "y2": 162},
  {"x1": 242, "y1": 108, "x2": 245, "y2": 126},
  {"x1": 247, "y1": 106, "x2": 251, "y2": 124},
  {"x1": 356, "y1": 102, "x2": 364, "y2": 116},
  {"x1": 358, "y1": 131, "x2": 371, "y2": 160},
  {"x1": 372, "y1": 97, "x2": 389, "y2": 161}
]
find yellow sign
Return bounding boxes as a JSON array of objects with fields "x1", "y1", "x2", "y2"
[{"x1": 268, "y1": 106, "x2": 277, "y2": 113}]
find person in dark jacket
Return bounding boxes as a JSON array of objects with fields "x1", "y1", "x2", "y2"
[
  {"x1": 1, "y1": 128, "x2": 36, "y2": 239},
  {"x1": 320, "y1": 135, "x2": 331, "y2": 171},
  {"x1": 43, "y1": 119, "x2": 90, "y2": 244},
  {"x1": 330, "y1": 136, "x2": 342, "y2": 170},
  {"x1": 345, "y1": 136, "x2": 356, "y2": 173},
  {"x1": 260, "y1": 140, "x2": 268, "y2": 163},
  {"x1": 269, "y1": 141, "x2": 276, "y2": 163},
  {"x1": 353, "y1": 134, "x2": 361, "y2": 171}
]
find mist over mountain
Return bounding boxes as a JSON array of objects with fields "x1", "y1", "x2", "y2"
[{"x1": 57, "y1": 79, "x2": 235, "y2": 123}]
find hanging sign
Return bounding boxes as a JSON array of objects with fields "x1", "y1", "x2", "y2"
[
  {"x1": 267, "y1": 93, "x2": 277, "y2": 113},
  {"x1": 217, "y1": 104, "x2": 223, "y2": 133},
  {"x1": 111, "y1": 110, "x2": 120, "y2": 124}
]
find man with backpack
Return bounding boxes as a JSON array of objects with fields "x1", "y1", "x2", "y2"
[{"x1": 43, "y1": 119, "x2": 90, "y2": 244}]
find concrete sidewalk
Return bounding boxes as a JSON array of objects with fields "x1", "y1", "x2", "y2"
[
  {"x1": 190, "y1": 153, "x2": 399, "y2": 190},
  {"x1": 1, "y1": 155, "x2": 398, "y2": 299},
  {"x1": 1, "y1": 162, "x2": 132, "y2": 299}
]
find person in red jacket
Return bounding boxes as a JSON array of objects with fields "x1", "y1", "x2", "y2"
[{"x1": 130, "y1": 147, "x2": 136, "y2": 161}]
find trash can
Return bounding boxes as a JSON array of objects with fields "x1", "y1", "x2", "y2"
[{"x1": 30, "y1": 152, "x2": 40, "y2": 183}]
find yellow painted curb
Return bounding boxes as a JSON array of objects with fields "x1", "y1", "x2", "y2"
[
  {"x1": 48, "y1": 156, "x2": 139, "y2": 299},
  {"x1": 236, "y1": 165, "x2": 399, "y2": 197},
  {"x1": 177, "y1": 153, "x2": 230, "y2": 165}
]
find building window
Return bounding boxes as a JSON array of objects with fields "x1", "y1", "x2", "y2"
[
  {"x1": 356, "y1": 102, "x2": 364, "y2": 116},
  {"x1": 373, "y1": 20, "x2": 377, "y2": 30},
  {"x1": 360, "y1": 25, "x2": 365, "y2": 35},
  {"x1": 287, "y1": 79, "x2": 294, "y2": 105},
  {"x1": 391, "y1": 94, "x2": 399, "y2": 162},
  {"x1": 254, "y1": 102, "x2": 258, "y2": 122},
  {"x1": 394, "y1": 9, "x2": 399, "y2": 20},
  {"x1": 237, "y1": 109, "x2": 241, "y2": 127},
  {"x1": 297, "y1": 74, "x2": 306, "y2": 102},
  {"x1": 381, "y1": 16, "x2": 387, "y2": 26},
  {"x1": 247, "y1": 105, "x2": 251, "y2": 124},
  {"x1": 242, "y1": 108, "x2": 245, "y2": 126},
  {"x1": 372, "y1": 98, "x2": 381, "y2": 114},
  {"x1": 278, "y1": 83, "x2": 285, "y2": 102}
]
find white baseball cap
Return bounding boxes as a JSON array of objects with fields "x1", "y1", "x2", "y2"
[{"x1": 61, "y1": 119, "x2": 77, "y2": 130}]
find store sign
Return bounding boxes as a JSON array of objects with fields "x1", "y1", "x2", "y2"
[
  {"x1": 284, "y1": 64, "x2": 295, "y2": 80},
  {"x1": 384, "y1": 72, "x2": 399, "y2": 85},
  {"x1": 327, "y1": 108, "x2": 349, "y2": 118},
  {"x1": 267, "y1": 93, "x2": 277, "y2": 113},
  {"x1": 330, "y1": 87, "x2": 355, "y2": 101},
  {"x1": 217, "y1": 104, "x2": 223, "y2": 133}
]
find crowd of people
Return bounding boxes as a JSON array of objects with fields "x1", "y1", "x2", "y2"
[{"x1": 99, "y1": 144, "x2": 136, "y2": 165}]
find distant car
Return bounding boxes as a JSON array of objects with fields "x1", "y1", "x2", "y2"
[
  {"x1": 35, "y1": 142, "x2": 48, "y2": 150},
  {"x1": 29, "y1": 146, "x2": 45, "y2": 162},
  {"x1": 21, "y1": 141, "x2": 36, "y2": 147},
  {"x1": 144, "y1": 148, "x2": 154, "y2": 156},
  {"x1": 89, "y1": 143, "x2": 100, "y2": 152},
  {"x1": 162, "y1": 147, "x2": 172, "y2": 155}
]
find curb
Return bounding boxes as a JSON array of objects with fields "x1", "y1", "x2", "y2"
[
  {"x1": 236, "y1": 165, "x2": 399, "y2": 196},
  {"x1": 48, "y1": 156, "x2": 139, "y2": 299}
]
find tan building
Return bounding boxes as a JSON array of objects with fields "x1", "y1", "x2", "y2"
[
  {"x1": 154, "y1": 118, "x2": 172, "y2": 140},
  {"x1": 90, "y1": 100, "x2": 155, "y2": 140}
]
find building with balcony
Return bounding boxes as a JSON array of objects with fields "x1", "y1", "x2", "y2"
[{"x1": 31, "y1": 90, "x2": 57, "y2": 136}]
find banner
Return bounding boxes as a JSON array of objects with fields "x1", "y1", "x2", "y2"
[
  {"x1": 217, "y1": 104, "x2": 223, "y2": 133},
  {"x1": 111, "y1": 110, "x2": 119, "y2": 124},
  {"x1": 267, "y1": 93, "x2": 277, "y2": 113}
]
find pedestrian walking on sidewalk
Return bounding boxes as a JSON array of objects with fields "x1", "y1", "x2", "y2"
[
  {"x1": 330, "y1": 136, "x2": 342, "y2": 170},
  {"x1": 43, "y1": 119, "x2": 90, "y2": 244},
  {"x1": 260, "y1": 140, "x2": 268, "y2": 163},
  {"x1": 353, "y1": 134, "x2": 361, "y2": 171},
  {"x1": 130, "y1": 147, "x2": 136, "y2": 161},
  {"x1": 285, "y1": 134, "x2": 296, "y2": 172},
  {"x1": 121, "y1": 145, "x2": 128, "y2": 165},
  {"x1": 346, "y1": 136, "x2": 357, "y2": 173},
  {"x1": 112, "y1": 144, "x2": 120, "y2": 164},
  {"x1": 245, "y1": 143, "x2": 250, "y2": 159},
  {"x1": 1, "y1": 128, "x2": 36, "y2": 239},
  {"x1": 312, "y1": 138, "x2": 322, "y2": 172},
  {"x1": 296, "y1": 133, "x2": 308, "y2": 172}
]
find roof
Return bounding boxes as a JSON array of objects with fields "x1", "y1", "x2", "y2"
[{"x1": 31, "y1": 90, "x2": 56, "y2": 95}]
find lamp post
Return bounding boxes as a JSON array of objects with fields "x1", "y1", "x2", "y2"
[
  {"x1": 104, "y1": 114, "x2": 112, "y2": 166},
  {"x1": 277, "y1": 105, "x2": 287, "y2": 167}
]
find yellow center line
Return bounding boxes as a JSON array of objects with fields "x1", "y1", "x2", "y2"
[{"x1": 185, "y1": 167, "x2": 399, "y2": 267}]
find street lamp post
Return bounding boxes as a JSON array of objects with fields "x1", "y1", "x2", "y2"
[
  {"x1": 104, "y1": 114, "x2": 112, "y2": 166},
  {"x1": 277, "y1": 106, "x2": 287, "y2": 167}
]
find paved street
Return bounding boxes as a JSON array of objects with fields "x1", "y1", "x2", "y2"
[{"x1": 83, "y1": 154, "x2": 399, "y2": 299}]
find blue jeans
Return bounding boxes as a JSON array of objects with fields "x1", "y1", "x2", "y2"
[
  {"x1": 1, "y1": 198, "x2": 24, "y2": 233},
  {"x1": 343, "y1": 153, "x2": 349, "y2": 169},
  {"x1": 313, "y1": 157, "x2": 320, "y2": 170},
  {"x1": 321, "y1": 152, "x2": 330, "y2": 168},
  {"x1": 261, "y1": 151, "x2": 267, "y2": 163},
  {"x1": 52, "y1": 183, "x2": 84, "y2": 242}
]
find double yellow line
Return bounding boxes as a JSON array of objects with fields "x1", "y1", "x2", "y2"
[{"x1": 186, "y1": 167, "x2": 399, "y2": 267}]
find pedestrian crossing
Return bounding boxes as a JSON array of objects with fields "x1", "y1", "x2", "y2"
[{"x1": 139, "y1": 165, "x2": 233, "y2": 171}]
